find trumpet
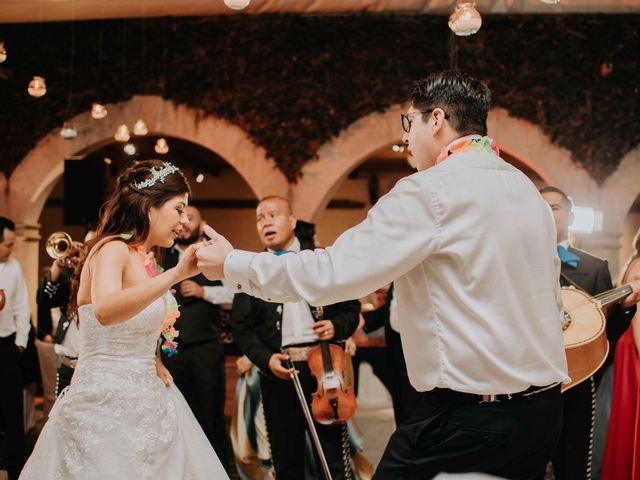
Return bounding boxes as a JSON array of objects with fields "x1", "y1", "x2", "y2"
[{"x1": 46, "y1": 231, "x2": 83, "y2": 269}]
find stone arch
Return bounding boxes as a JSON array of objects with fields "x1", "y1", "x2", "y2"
[
  {"x1": 7, "y1": 95, "x2": 288, "y2": 225},
  {"x1": 291, "y1": 105, "x2": 587, "y2": 222}
]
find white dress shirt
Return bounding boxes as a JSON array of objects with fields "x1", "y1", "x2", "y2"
[
  {"x1": 0, "y1": 258, "x2": 32, "y2": 348},
  {"x1": 269, "y1": 238, "x2": 319, "y2": 347},
  {"x1": 225, "y1": 138, "x2": 569, "y2": 395}
]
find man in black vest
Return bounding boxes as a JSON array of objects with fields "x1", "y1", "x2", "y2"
[
  {"x1": 161, "y1": 205, "x2": 234, "y2": 470},
  {"x1": 232, "y1": 196, "x2": 360, "y2": 480},
  {"x1": 540, "y1": 186, "x2": 640, "y2": 480}
]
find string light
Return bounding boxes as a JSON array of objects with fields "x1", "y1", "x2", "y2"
[
  {"x1": 154, "y1": 138, "x2": 169, "y2": 154},
  {"x1": 27, "y1": 76, "x2": 47, "y2": 97},
  {"x1": 114, "y1": 124, "x2": 130, "y2": 142},
  {"x1": 91, "y1": 103, "x2": 108, "y2": 119},
  {"x1": 0, "y1": 41, "x2": 6, "y2": 63},
  {"x1": 448, "y1": 2, "x2": 482, "y2": 37},
  {"x1": 224, "y1": 0, "x2": 250, "y2": 10}
]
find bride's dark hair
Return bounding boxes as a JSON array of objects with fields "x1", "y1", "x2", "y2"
[{"x1": 69, "y1": 159, "x2": 191, "y2": 316}]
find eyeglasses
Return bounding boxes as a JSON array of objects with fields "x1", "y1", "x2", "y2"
[{"x1": 400, "y1": 109, "x2": 448, "y2": 133}]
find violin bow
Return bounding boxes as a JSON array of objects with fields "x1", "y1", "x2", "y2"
[{"x1": 284, "y1": 351, "x2": 333, "y2": 480}]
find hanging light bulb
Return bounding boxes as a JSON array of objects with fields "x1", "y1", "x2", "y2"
[
  {"x1": 133, "y1": 119, "x2": 149, "y2": 136},
  {"x1": 154, "y1": 138, "x2": 169, "y2": 154},
  {"x1": 91, "y1": 102, "x2": 108, "y2": 119},
  {"x1": 0, "y1": 41, "x2": 6, "y2": 63},
  {"x1": 224, "y1": 0, "x2": 250, "y2": 10},
  {"x1": 448, "y1": 2, "x2": 482, "y2": 37},
  {"x1": 114, "y1": 124, "x2": 130, "y2": 142},
  {"x1": 123, "y1": 143, "x2": 137, "y2": 155},
  {"x1": 59, "y1": 122, "x2": 78, "y2": 140},
  {"x1": 27, "y1": 76, "x2": 47, "y2": 97}
]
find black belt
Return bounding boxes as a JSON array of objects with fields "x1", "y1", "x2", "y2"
[{"x1": 427, "y1": 383, "x2": 561, "y2": 404}]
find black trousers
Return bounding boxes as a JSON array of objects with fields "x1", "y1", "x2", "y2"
[
  {"x1": 163, "y1": 339, "x2": 230, "y2": 470},
  {"x1": 260, "y1": 363, "x2": 352, "y2": 480},
  {"x1": 0, "y1": 335, "x2": 25, "y2": 480},
  {"x1": 55, "y1": 363, "x2": 75, "y2": 396},
  {"x1": 552, "y1": 377, "x2": 594, "y2": 480},
  {"x1": 374, "y1": 385, "x2": 563, "y2": 480}
]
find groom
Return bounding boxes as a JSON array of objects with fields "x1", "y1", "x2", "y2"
[{"x1": 194, "y1": 70, "x2": 569, "y2": 479}]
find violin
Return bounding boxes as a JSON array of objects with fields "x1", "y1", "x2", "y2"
[{"x1": 307, "y1": 306, "x2": 357, "y2": 425}]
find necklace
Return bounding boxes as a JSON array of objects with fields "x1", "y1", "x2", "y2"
[
  {"x1": 435, "y1": 136, "x2": 500, "y2": 164},
  {"x1": 133, "y1": 246, "x2": 180, "y2": 357}
]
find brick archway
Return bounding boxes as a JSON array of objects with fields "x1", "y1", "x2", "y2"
[{"x1": 6, "y1": 95, "x2": 288, "y2": 225}]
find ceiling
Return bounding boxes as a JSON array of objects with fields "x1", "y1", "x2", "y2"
[{"x1": 0, "y1": 0, "x2": 637, "y2": 24}]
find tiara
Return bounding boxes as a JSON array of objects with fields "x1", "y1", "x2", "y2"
[{"x1": 133, "y1": 162, "x2": 179, "y2": 190}]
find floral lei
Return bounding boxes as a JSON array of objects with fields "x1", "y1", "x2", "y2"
[
  {"x1": 134, "y1": 246, "x2": 180, "y2": 357},
  {"x1": 436, "y1": 136, "x2": 500, "y2": 164}
]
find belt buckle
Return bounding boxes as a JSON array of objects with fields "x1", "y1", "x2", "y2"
[{"x1": 480, "y1": 393, "x2": 512, "y2": 403}]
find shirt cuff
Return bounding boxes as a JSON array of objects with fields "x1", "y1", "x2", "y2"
[
  {"x1": 224, "y1": 249, "x2": 257, "y2": 296},
  {"x1": 15, "y1": 334, "x2": 28, "y2": 349}
]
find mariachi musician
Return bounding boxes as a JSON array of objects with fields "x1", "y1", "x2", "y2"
[
  {"x1": 540, "y1": 187, "x2": 640, "y2": 480},
  {"x1": 232, "y1": 196, "x2": 360, "y2": 479}
]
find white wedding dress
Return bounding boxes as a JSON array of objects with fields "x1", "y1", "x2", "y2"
[{"x1": 20, "y1": 298, "x2": 229, "y2": 479}]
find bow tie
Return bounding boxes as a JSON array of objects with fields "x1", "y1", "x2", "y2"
[
  {"x1": 274, "y1": 250, "x2": 293, "y2": 256},
  {"x1": 557, "y1": 245, "x2": 580, "y2": 268}
]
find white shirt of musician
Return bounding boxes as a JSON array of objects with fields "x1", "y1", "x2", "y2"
[
  {"x1": 54, "y1": 315, "x2": 81, "y2": 358},
  {"x1": 0, "y1": 258, "x2": 31, "y2": 348},
  {"x1": 225, "y1": 137, "x2": 570, "y2": 395},
  {"x1": 268, "y1": 238, "x2": 319, "y2": 347}
]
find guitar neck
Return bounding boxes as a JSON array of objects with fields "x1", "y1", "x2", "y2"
[{"x1": 594, "y1": 284, "x2": 633, "y2": 307}]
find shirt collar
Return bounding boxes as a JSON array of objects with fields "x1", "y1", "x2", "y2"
[
  {"x1": 558, "y1": 239, "x2": 570, "y2": 249},
  {"x1": 268, "y1": 237, "x2": 301, "y2": 254}
]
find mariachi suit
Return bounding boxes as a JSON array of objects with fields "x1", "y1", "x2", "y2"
[
  {"x1": 36, "y1": 269, "x2": 76, "y2": 394},
  {"x1": 232, "y1": 291, "x2": 360, "y2": 480},
  {"x1": 553, "y1": 246, "x2": 636, "y2": 480},
  {"x1": 161, "y1": 247, "x2": 230, "y2": 469}
]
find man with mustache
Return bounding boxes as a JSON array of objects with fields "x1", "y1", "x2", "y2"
[{"x1": 231, "y1": 196, "x2": 360, "y2": 480}]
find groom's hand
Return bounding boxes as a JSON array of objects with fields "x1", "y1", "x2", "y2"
[{"x1": 196, "y1": 225, "x2": 234, "y2": 280}]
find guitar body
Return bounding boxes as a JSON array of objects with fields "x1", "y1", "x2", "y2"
[{"x1": 561, "y1": 287, "x2": 609, "y2": 393}]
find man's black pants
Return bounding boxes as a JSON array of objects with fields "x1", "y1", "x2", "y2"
[
  {"x1": 260, "y1": 363, "x2": 352, "y2": 480},
  {"x1": 0, "y1": 335, "x2": 25, "y2": 480},
  {"x1": 374, "y1": 385, "x2": 563, "y2": 480}
]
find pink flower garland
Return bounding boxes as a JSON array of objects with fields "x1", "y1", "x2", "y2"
[{"x1": 135, "y1": 246, "x2": 180, "y2": 356}]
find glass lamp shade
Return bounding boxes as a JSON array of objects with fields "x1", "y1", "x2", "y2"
[
  {"x1": 28, "y1": 76, "x2": 47, "y2": 97},
  {"x1": 114, "y1": 124, "x2": 130, "y2": 142},
  {"x1": 91, "y1": 103, "x2": 108, "y2": 119},
  {"x1": 0, "y1": 42, "x2": 6, "y2": 63},
  {"x1": 224, "y1": 0, "x2": 250, "y2": 10},
  {"x1": 154, "y1": 138, "x2": 169, "y2": 155},
  {"x1": 60, "y1": 123, "x2": 78, "y2": 139},
  {"x1": 448, "y1": 3, "x2": 482, "y2": 37},
  {"x1": 133, "y1": 119, "x2": 149, "y2": 136}
]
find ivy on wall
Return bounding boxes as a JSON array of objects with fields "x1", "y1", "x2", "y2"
[{"x1": 0, "y1": 14, "x2": 637, "y2": 183}]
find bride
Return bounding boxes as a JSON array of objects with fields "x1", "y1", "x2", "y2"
[{"x1": 21, "y1": 160, "x2": 229, "y2": 479}]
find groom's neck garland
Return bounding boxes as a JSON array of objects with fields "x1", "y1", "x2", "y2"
[
  {"x1": 134, "y1": 245, "x2": 180, "y2": 356},
  {"x1": 436, "y1": 136, "x2": 500, "y2": 164}
]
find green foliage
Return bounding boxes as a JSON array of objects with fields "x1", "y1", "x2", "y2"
[{"x1": 0, "y1": 14, "x2": 637, "y2": 182}]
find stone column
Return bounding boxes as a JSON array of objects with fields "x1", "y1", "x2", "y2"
[{"x1": 14, "y1": 222, "x2": 41, "y2": 328}]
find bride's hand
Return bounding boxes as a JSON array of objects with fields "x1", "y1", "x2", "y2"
[
  {"x1": 155, "y1": 356, "x2": 173, "y2": 388},
  {"x1": 174, "y1": 243, "x2": 201, "y2": 282}
]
